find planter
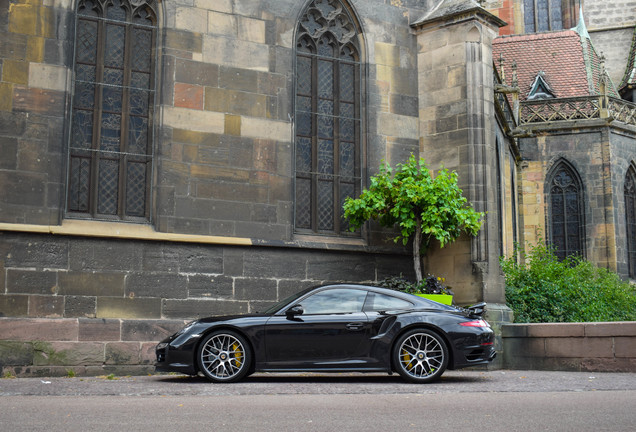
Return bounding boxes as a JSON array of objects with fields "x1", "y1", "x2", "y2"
[{"x1": 415, "y1": 293, "x2": 453, "y2": 305}]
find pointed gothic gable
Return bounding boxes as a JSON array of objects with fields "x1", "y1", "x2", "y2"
[{"x1": 527, "y1": 71, "x2": 556, "y2": 99}]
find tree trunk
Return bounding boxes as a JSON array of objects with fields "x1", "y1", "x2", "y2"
[{"x1": 413, "y1": 219, "x2": 423, "y2": 284}]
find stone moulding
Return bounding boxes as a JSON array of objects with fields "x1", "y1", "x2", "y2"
[{"x1": 520, "y1": 96, "x2": 636, "y2": 127}]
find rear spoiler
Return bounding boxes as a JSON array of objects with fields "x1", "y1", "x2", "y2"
[{"x1": 463, "y1": 302, "x2": 486, "y2": 318}]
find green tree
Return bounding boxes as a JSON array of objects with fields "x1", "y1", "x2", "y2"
[{"x1": 343, "y1": 155, "x2": 484, "y2": 283}]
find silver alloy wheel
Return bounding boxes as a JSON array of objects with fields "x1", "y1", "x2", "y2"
[
  {"x1": 199, "y1": 332, "x2": 247, "y2": 381},
  {"x1": 397, "y1": 331, "x2": 446, "y2": 380}
]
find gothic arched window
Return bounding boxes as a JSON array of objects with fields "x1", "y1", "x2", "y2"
[
  {"x1": 294, "y1": 0, "x2": 363, "y2": 236},
  {"x1": 68, "y1": 0, "x2": 157, "y2": 221},
  {"x1": 547, "y1": 161, "x2": 585, "y2": 260},
  {"x1": 625, "y1": 166, "x2": 636, "y2": 278}
]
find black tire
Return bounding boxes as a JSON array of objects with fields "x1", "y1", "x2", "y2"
[
  {"x1": 197, "y1": 330, "x2": 252, "y2": 383},
  {"x1": 393, "y1": 328, "x2": 449, "y2": 383}
]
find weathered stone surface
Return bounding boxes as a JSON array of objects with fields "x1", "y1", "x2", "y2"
[
  {"x1": 58, "y1": 272, "x2": 125, "y2": 297},
  {"x1": 79, "y1": 318, "x2": 121, "y2": 342},
  {"x1": 0, "y1": 318, "x2": 79, "y2": 342},
  {"x1": 0, "y1": 295, "x2": 29, "y2": 317},
  {"x1": 33, "y1": 341, "x2": 104, "y2": 366},
  {"x1": 6, "y1": 269, "x2": 58, "y2": 295},
  {"x1": 121, "y1": 319, "x2": 187, "y2": 342},
  {"x1": 0, "y1": 340, "x2": 34, "y2": 366},
  {"x1": 234, "y1": 277, "x2": 277, "y2": 301},
  {"x1": 96, "y1": 298, "x2": 162, "y2": 319},
  {"x1": 28, "y1": 295, "x2": 64, "y2": 317},
  {"x1": 105, "y1": 342, "x2": 140, "y2": 365},
  {"x1": 125, "y1": 273, "x2": 188, "y2": 299},
  {"x1": 162, "y1": 299, "x2": 247, "y2": 319},
  {"x1": 64, "y1": 296, "x2": 97, "y2": 318},
  {"x1": 187, "y1": 274, "x2": 234, "y2": 298}
]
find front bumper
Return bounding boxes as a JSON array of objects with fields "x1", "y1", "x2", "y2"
[{"x1": 154, "y1": 337, "x2": 199, "y2": 375}]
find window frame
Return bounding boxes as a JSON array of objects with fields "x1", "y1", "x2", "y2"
[
  {"x1": 293, "y1": 0, "x2": 364, "y2": 237},
  {"x1": 625, "y1": 165, "x2": 636, "y2": 278},
  {"x1": 546, "y1": 160, "x2": 586, "y2": 260},
  {"x1": 66, "y1": 0, "x2": 158, "y2": 222}
]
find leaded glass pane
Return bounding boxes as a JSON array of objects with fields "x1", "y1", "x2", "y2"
[
  {"x1": 318, "y1": 60, "x2": 333, "y2": 98},
  {"x1": 128, "y1": 116, "x2": 148, "y2": 155},
  {"x1": 126, "y1": 161, "x2": 146, "y2": 216},
  {"x1": 103, "y1": 67, "x2": 123, "y2": 86},
  {"x1": 102, "y1": 86, "x2": 122, "y2": 112},
  {"x1": 69, "y1": 157, "x2": 91, "y2": 212},
  {"x1": 318, "y1": 99, "x2": 333, "y2": 115},
  {"x1": 131, "y1": 27, "x2": 152, "y2": 72},
  {"x1": 97, "y1": 158, "x2": 119, "y2": 214},
  {"x1": 296, "y1": 137, "x2": 312, "y2": 173},
  {"x1": 317, "y1": 114, "x2": 333, "y2": 139},
  {"x1": 297, "y1": 96, "x2": 311, "y2": 113},
  {"x1": 340, "y1": 141, "x2": 354, "y2": 179},
  {"x1": 339, "y1": 118, "x2": 354, "y2": 141},
  {"x1": 536, "y1": 0, "x2": 549, "y2": 32},
  {"x1": 318, "y1": 139, "x2": 334, "y2": 175},
  {"x1": 339, "y1": 63, "x2": 354, "y2": 102},
  {"x1": 73, "y1": 82, "x2": 95, "y2": 109},
  {"x1": 131, "y1": 72, "x2": 150, "y2": 90},
  {"x1": 76, "y1": 64, "x2": 96, "y2": 82},
  {"x1": 524, "y1": 0, "x2": 536, "y2": 33},
  {"x1": 296, "y1": 111, "x2": 312, "y2": 136},
  {"x1": 106, "y1": 0, "x2": 127, "y2": 21},
  {"x1": 297, "y1": 56, "x2": 312, "y2": 95},
  {"x1": 296, "y1": 178, "x2": 312, "y2": 229},
  {"x1": 76, "y1": 19, "x2": 98, "y2": 63},
  {"x1": 129, "y1": 89, "x2": 149, "y2": 116},
  {"x1": 71, "y1": 111, "x2": 93, "y2": 149},
  {"x1": 104, "y1": 24, "x2": 125, "y2": 68},
  {"x1": 318, "y1": 180, "x2": 334, "y2": 230},
  {"x1": 100, "y1": 112, "x2": 121, "y2": 152}
]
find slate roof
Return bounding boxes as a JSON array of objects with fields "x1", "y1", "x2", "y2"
[
  {"x1": 493, "y1": 29, "x2": 619, "y2": 101},
  {"x1": 618, "y1": 26, "x2": 636, "y2": 92}
]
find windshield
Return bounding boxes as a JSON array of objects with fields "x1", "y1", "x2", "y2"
[{"x1": 261, "y1": 286, "x2": 315, "y2": 314}]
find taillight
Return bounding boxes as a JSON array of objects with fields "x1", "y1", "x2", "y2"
[{"x1": 459, "y1": 319, "x2": 489, "y2": 327}]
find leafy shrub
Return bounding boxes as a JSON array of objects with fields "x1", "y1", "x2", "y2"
[
  {"x1": 501, "y1": 241, "x2": 636, "y2": 323},
  {"x1": 377, "y1": 275, "x2": 454, "y2": 296}
]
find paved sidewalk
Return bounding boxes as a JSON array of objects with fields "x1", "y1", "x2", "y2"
[{"x1": 1, "y1": 370, "x2": 635, "y2": 396}]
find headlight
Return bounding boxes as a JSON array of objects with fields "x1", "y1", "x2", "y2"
[{"x1": 176, "y1": 320, "x2": 198, "y2": 336}]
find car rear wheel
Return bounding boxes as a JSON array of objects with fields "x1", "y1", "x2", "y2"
[
  {"x1": 393, "y1": 328, "x2": 448, "y2": 383},
  {"x1": 197, "y1": 330, "x2": 252, "y2": 383}
]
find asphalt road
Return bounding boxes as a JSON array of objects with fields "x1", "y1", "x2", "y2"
[{"x1": 2, "y1": 370, "x2": 636, "y2": 431}]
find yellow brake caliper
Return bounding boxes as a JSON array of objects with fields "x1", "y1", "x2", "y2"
[
  {"x1": 401, "y1": 349, "x2": 413, "y2": 370},
  {"x1": 232, "y1": 342, "x2": 243, "y2": 367}
]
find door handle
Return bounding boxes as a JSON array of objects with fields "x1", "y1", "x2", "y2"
[{"x1": 346, "y1": 322, "x2": 364, "y2": 330}]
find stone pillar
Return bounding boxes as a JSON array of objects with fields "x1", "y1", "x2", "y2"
[{"x1": 412, "y1": 3, "x2": 512, "y2": 365}]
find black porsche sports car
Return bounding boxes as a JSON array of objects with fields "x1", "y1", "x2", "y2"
[{"x1": 155, "y1": 283, "x2": 496, "y2": 383}]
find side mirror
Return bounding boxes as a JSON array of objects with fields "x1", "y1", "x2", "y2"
[{"x1": 286, "y1": 305, "x2": 304, "y2": 317}]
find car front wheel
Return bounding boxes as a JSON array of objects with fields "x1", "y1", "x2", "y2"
[
  {"x1": 393, "y1": 328, "x2": 449, "y2": 383},
  {"x1": 197, "y1": 330, "x2": 252, "y2": 383}
]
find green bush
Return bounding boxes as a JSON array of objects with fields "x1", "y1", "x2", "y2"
[{"x1": 501, "y1": 241, "x2": 636, "y2": 323}]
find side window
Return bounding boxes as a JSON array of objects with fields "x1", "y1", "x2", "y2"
[
  {"x1": 294, "y1": 0, "x2": 363, "y2": 236},
  {"x1": 366, "y1": 293, "x2": 413, "y2": 312},
  {"x1": 68, "y1": 0, "x2": 157, "y2": 221},
  {"x1": 625, "y1": 166, "x2": 636, "y2": 278},
  {"x1": 547, "y1": 160, "x2": 585, "y2": 260},
  {"x1": 300, "y1": 289, "x2": 367, "y2": 314}
]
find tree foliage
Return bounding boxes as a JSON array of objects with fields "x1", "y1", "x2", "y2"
[
  {"x1": 501, "y1": 240, "x2": 636, "y2": 323},
  {"x1": 343, "y1": 155, "x2": 484, "y2": 282}
]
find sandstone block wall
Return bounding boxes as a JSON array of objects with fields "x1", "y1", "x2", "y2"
[{"x1": 502, "y1": 322, "x2": 636, "y2": 372}]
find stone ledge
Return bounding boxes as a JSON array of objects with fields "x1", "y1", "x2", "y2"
[{"x1": 502, "y1": 322, "x2": 636, "y2": 372}]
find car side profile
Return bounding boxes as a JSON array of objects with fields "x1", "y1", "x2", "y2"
[{"x1": 155, "y1": 284, "x2": 496, "y2": 383}]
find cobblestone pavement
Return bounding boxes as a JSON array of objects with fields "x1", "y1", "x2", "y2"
[{"x1": 1, "y1": 370, "x2": 635, "y2": 396}]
